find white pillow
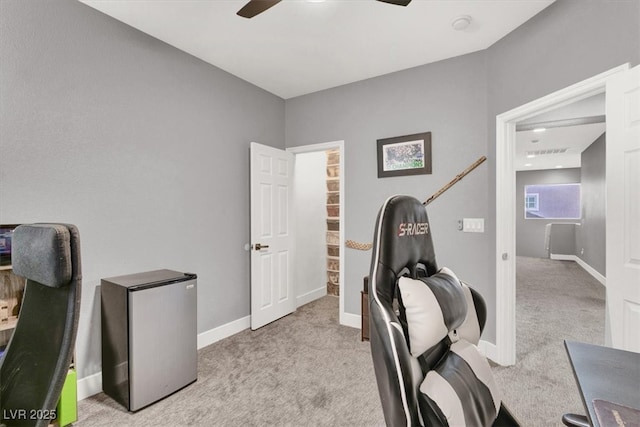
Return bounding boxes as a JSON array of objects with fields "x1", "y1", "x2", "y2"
[{"x1": 397, "y1": 267, "x2": 464, "y2": 357}]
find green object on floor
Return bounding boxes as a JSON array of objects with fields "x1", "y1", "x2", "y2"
[{"x1": 56, "y1": 369, "x2": 77, "y2": 426}]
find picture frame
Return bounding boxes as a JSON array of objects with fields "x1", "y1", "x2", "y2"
[{"x1": 377, "y1": 132, "x2": 432, "y2": 178}]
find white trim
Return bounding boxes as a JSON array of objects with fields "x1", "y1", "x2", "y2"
[
  {"x1": 495, "y1": 64, "x2": 629, "y2": 367},
  {"x1": 296, "y1": 286, "x2": 328, "y2": 308},
  {"x1": 549, "y1": 254, "x2": 607, "y2": 286},
  {"x1": 77, "y1": 371, "x2": 102, "y2": 400},
  {"x1": 495, "y1": 118, "x2": 517, "y2": 367},
  {"x1": 575, "y1": 256, "x2": 606, "y2": 287},
  {"x1": 341, "y1": 312, "x2": 361, "y2": 329},
  {"x1": 477, "y1": 339, "x2": 498, "y2": 363},
  {"x1": 287, "y1": 141, "x2": 346, "y2": 326},
  {"x1": 197, "y1": 315, "x2": 251, "y2": 350},
  {"x1": 287, "y1": 140, "x2": 342, "y2": 154},
  {"x1": 549, "y1": 253, "x2": 575, "y2": 261}
]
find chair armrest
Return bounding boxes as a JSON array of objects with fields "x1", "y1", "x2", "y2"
[{"x1": 562, "y1": 413, "x2": 590, "y2": 427}]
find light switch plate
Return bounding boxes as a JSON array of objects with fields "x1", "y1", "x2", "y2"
[{"x1": 463, "y1": 218, "x2": 484, "y2": 233}]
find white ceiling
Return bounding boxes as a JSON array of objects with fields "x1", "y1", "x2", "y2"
[
  {"x1": 80, "y1": 0, "x2": 555, "y2": 99},
  {"x1": 516, "y1": 123, "x2": 605, "y2": 171},
  {"x1": 515, "y1": 93, "x2": 606, "y2": 171}
]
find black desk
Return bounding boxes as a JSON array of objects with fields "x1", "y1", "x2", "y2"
[{"x1": 564, "y1": 340, "x2": 640, "y2": 427}]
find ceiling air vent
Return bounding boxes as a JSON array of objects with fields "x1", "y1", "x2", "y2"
[{"x1": 526, "y1": 148, "x2": 569, "y2": 156}]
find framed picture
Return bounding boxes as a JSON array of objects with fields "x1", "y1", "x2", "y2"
[{"x1": 377, "y1": 132, "x2": 432, "y2": 178}]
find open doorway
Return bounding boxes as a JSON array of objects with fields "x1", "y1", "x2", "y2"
[
  {"x1": 288, "y1": 141, "x2": 346, "y2": 325},
  {"x1": 512, "y1": 95, "x2": 607, "y2": 370},
  {"x1": 515, "y1": 94, "x2": 606, "y2": 277},
  {"x1": 493, "y1": 95, "x2": 613, "y2": 425},
  {"x1": 494, "y1": 64, "x2": 630, "y2": 366}
]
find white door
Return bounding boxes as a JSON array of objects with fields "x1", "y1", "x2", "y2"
[
  {"x1": 606, "y1": 64, "x2": 640, "y2": 351},
  {"x1": 250, "y1": 142, "x2": 295, "y2": 330}
]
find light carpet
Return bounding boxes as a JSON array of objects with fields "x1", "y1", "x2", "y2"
[
  {"x1": 79, "y1": 296, "x2": 384, "y2": 426},
  {"x1": 492, "y1": 256, "x2": 605, "y2": 426},
  {"x1": 79, "y1": 256, "x2": 604, "y2": 426}
]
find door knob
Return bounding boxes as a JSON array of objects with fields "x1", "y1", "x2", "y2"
[{"x1": 254, "y1": 243, "x2": 269, "y2": 251}]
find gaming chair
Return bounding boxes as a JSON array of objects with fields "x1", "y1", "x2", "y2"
[
  {"x1": 368, "y1": 195, "x2": 519, "y2": 427},
  {"x1": 0, "y1": 224, "x2": 81, "y2": 427}
]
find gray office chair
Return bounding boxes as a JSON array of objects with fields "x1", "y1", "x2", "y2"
[{"x1": 0, "y1": 224, "x2": 81, "y2": 427}]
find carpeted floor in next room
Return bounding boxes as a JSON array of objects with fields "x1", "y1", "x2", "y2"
[
  {"x1": 491, "y1": 256, "x2": 606, "y2": 426},
  {"x1": 79, "y1": 256, "x2": 605, "y2": 426}
]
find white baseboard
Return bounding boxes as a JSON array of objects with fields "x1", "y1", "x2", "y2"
[
  {"x1": 550, "y1": 254, "x2": 606, "y2": 286},
  {"x1": 341, "y1": 312, "x2": 361, "y2": 329},
  {"x1": 197, "y1": 315, "x2": 251, "y2": 350},
  {"x1": 77, "y1": 371, "x2": 102, "y2": 401},
  {"x1": 549, "y1": 253, "x2": 574, "y2": 261},
  {"x1": 296, "y1": 286, "x2": 327, "y2": 308},
  {"x1": 574, "y1": 256, "x2": 606, "y2": 287},
  {"x1": 478, "y1": 339, "x2": 498, "y2": 363},
  {"x1": 78, "y1": 315, "x2": 251, "y2": 401}
]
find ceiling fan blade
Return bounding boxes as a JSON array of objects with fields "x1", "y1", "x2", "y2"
[
  {"x1": 237, "y1": 0, "x2": 282, "y2": 18},
  {"x1": 376, "y1": 0, "x2": 412, "y2": 6}
]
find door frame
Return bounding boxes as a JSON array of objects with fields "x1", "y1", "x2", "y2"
[
  {"x1": 287, "y1": 140, "x2": 347, "y2": 326},
  {"x1": 494, "y1": 64, "x2": 629, "y2": 366}
]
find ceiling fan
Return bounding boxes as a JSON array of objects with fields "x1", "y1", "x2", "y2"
[{"x1": 237, "y1": 0, "x2": 412, "y2": 19}]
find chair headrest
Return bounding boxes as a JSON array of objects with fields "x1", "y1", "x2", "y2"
[
  {"x1": 398, "y1": 267, "x2": 467, "y2": 357},
  {"x1": 370, "y1": 195, "x2": 438, "y2": 285},
  {"x1": 12, "y1": 224, "x2": 73, "y2": 288}
]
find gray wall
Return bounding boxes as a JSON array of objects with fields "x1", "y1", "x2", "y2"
[
  {"x1": 516, "y1": 168, "x2": 581, "y2": 258},
  {"x1": 578, "y1": 133, "x2": 606, "y2": 275},
  {"x1": 516, "y1": 133, "x2": 606, "y2": 276},
  {"x1": 287, "y1": 0, "x2": 640, "y2": 343},
  {"x1": 484, "y1": 0, "x2": 639, "y2": 341},
  {"x1": 1, "y1": 0, "x2": 637, "y2": 376},
  {"x1": 548, "y1": 223, "x2": 577, "y2": 256},
  {"x1": 286, "y1": 52, "x2": 490, "y2": 317},
  {"x1": 0, "y1": 0, "x2": 284, "y2": 380}
]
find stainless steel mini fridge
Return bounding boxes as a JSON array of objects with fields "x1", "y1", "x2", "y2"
[{"x1": 101, "y1": 269, "x2": 197, "y2": 411}]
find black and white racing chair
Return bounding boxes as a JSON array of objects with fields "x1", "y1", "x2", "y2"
[{"x1": 368, "y1": 195, "x2": 519, "y2": 427}]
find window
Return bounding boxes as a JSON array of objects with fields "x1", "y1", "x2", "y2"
[
  {"x1": 524, "y1": 183, "x2": 581, "y2": 219},
  {"x1": 524, "y1": 193, "x2": 539, "y2": 211}
]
